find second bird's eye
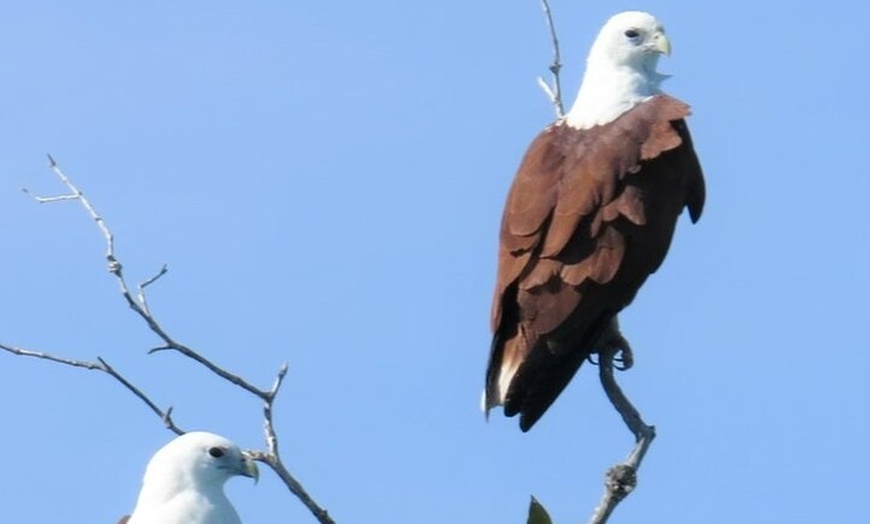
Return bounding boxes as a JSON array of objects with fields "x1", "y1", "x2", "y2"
[
  {"x1": 624, "y1": 29, "x2": 640, "y2": 38},
  {"x1": 208, "y1": 447, "x2": 225, "y2": 458}
]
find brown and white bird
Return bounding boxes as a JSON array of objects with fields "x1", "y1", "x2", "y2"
[
  {"x1": 485, "y1": 11, "x2": 705, "y2": 431},
  {"x1": 117, "y1": 432, "x2": 259, "y2": 524}
]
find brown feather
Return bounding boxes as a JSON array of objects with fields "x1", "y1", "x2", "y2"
[
  {"x1": 485, "y1": 95, "x2": 705, "y2": 431},
  {"x1": 117, "y1": 517, "x2": 130, "y2": 524}
]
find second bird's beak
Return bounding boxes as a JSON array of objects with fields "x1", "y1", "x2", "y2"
[
  {"x1": 654, "y1": 32, "x2": 672, "y2": 56},
  {"x1": 240, "y1": 451, "x2": 260, "y2": 484}
]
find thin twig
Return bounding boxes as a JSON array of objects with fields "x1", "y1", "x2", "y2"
[
  {"x1": 587, "y1": 345, "x2": 656, "y2": 524},
  {"x1": 245, "y1": 361, "x2": 335, "y2": 524},
  {"x1": 98, "y1": 357, "x2": 185, "y2": 435},
  {"x1": 24, "y1": 192, "x2": 78, "y2": 203},
  {"x1": 137, "y1": 264, "x2": 169, "y2": 316},
  {"x1": 537, "y1": 0, "x2": 564, "y2": 117},
  {"x1": 44, "y1": 153, "x2": 116, "y2": 258},
  {"x1": 28, "y1": 156, "x2": 269, "y2": 400},
  {"x1": 264, "y1": 362, "x2": 290, "y2": 459},
  {"x1": 0, "y1": 344, "x2": 184, "y2": 435},
  {"x1": 1, "y1": 343, "x2": 103, "y2": 370}
]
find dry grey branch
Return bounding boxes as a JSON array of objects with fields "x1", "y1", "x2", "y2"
[
  {"x1": 249, "y1": 362, "x2": 335, "y2": 523},
  {"x1": 28, "y1": 155, "x2": 268, "y2": 400},
  {"x1": 0, "y1": 343, "x2": 184, "y2": 435},
  {"x1": 9, "y1": 156, "x2": 336, "y2": 524},
  {"x1": 587, "y1": 343, "x2": 656, "y2": 524},
  {"x1": 250, "y1": 451, "x2": 337, "y2": 524},
  {"x1": 537, "y1": 0, "x2": 565, "y2": 117}
]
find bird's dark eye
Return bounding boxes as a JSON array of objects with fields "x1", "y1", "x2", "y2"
[
  {"x1": 624, "y1": 29, "x2": 640, "y2": 38},
  {"x1": 208, "y1": 447, "x2": 225, "y2": 458}
]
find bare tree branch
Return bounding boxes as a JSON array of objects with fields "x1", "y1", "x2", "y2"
[
  {"x1": 537, "y1": 0, "x2": 564, "y2": 117},
  {"x1": 0, "y1": 343, "x2": 185, "y2": 435},
  {"x1": 8, "y1": 156, "x2": 336, "y2": 524},
  {"x1": 587, "y1": 343, "x2": 656, "y2": 524},
  {"x1": 264, "y1": 362, "x2": 290, "y2": 458},
  {"x1": 99, "y1": 357, "x2": 187, "y2": 436},
  {"x1": 24, "y1": 155, "x2": 269, "y2": 400},
  {"x1": 248, "y1": 362, "x2": 336, "y2": 524}
]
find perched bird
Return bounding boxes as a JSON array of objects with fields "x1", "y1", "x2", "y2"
[
  {"x1": 118, "y1": 432, "x2": 259, "y2": 524},
  {"x1": 485, "y1": 11, "x2": 705, "y2": 431}
]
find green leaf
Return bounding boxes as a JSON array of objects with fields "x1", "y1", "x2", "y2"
[{"x1": 527, "y1": 496, "x2": 553, "y2": 524}]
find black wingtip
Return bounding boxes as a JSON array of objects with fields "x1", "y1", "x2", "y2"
[{"x1": 519, "y1": 411, "x2": 540, "y2": 432}]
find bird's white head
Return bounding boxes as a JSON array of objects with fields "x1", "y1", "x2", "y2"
[
  {"x1": 126, "y1": 432, "x2": 259, "y2": 524},
  {"x1": 565, "y1": 11, "x2": 672, "y2": 129},
  {"x1": 141, "y1": 431, "x2": 259, "y2": 490}
]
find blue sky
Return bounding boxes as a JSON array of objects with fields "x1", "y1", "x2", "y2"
[{"x1": 1, "y1": 1, "x2": 868, "y2": 523}]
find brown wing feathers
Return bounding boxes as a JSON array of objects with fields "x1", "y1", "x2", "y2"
[{"x1": 486, "y1": 95, "x2": 704, "y2": 431}]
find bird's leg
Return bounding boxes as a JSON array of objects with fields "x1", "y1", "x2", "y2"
[{"x1": 593, "y1": 316, "x2": 634, "y2": 370}]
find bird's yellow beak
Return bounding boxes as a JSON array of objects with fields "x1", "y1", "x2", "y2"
[
  {"x1": 241, "y1": 452, "x2": 260, "y2": 484},
  {"x1": 655, "y1": 32, "x2": 671, "y2": 56}
]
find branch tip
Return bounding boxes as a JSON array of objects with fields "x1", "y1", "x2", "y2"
[
  {"x1": 141, "y1": 264, "x2": 169, "y2": 289},
  {"x1": 538, "y1": 0, "x2": 564, "y2": 117}
]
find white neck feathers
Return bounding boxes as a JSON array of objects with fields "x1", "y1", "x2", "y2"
[{"x1": 564, "y1": 62, "x2": 666, "y2": 130}]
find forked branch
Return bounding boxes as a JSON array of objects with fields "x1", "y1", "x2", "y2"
[
  {"x1": 6, "y1": 156, "x2": 335, "y2": 524},
  {"x1": 537, "y1": 0, "x2": 565, "y2": 117},
  {"x1": 28, "y1": 156, "x2": 269, "y2": 399},
  {"x1": 0, "y1": 343, "x2": 185, "y2": 435}
]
